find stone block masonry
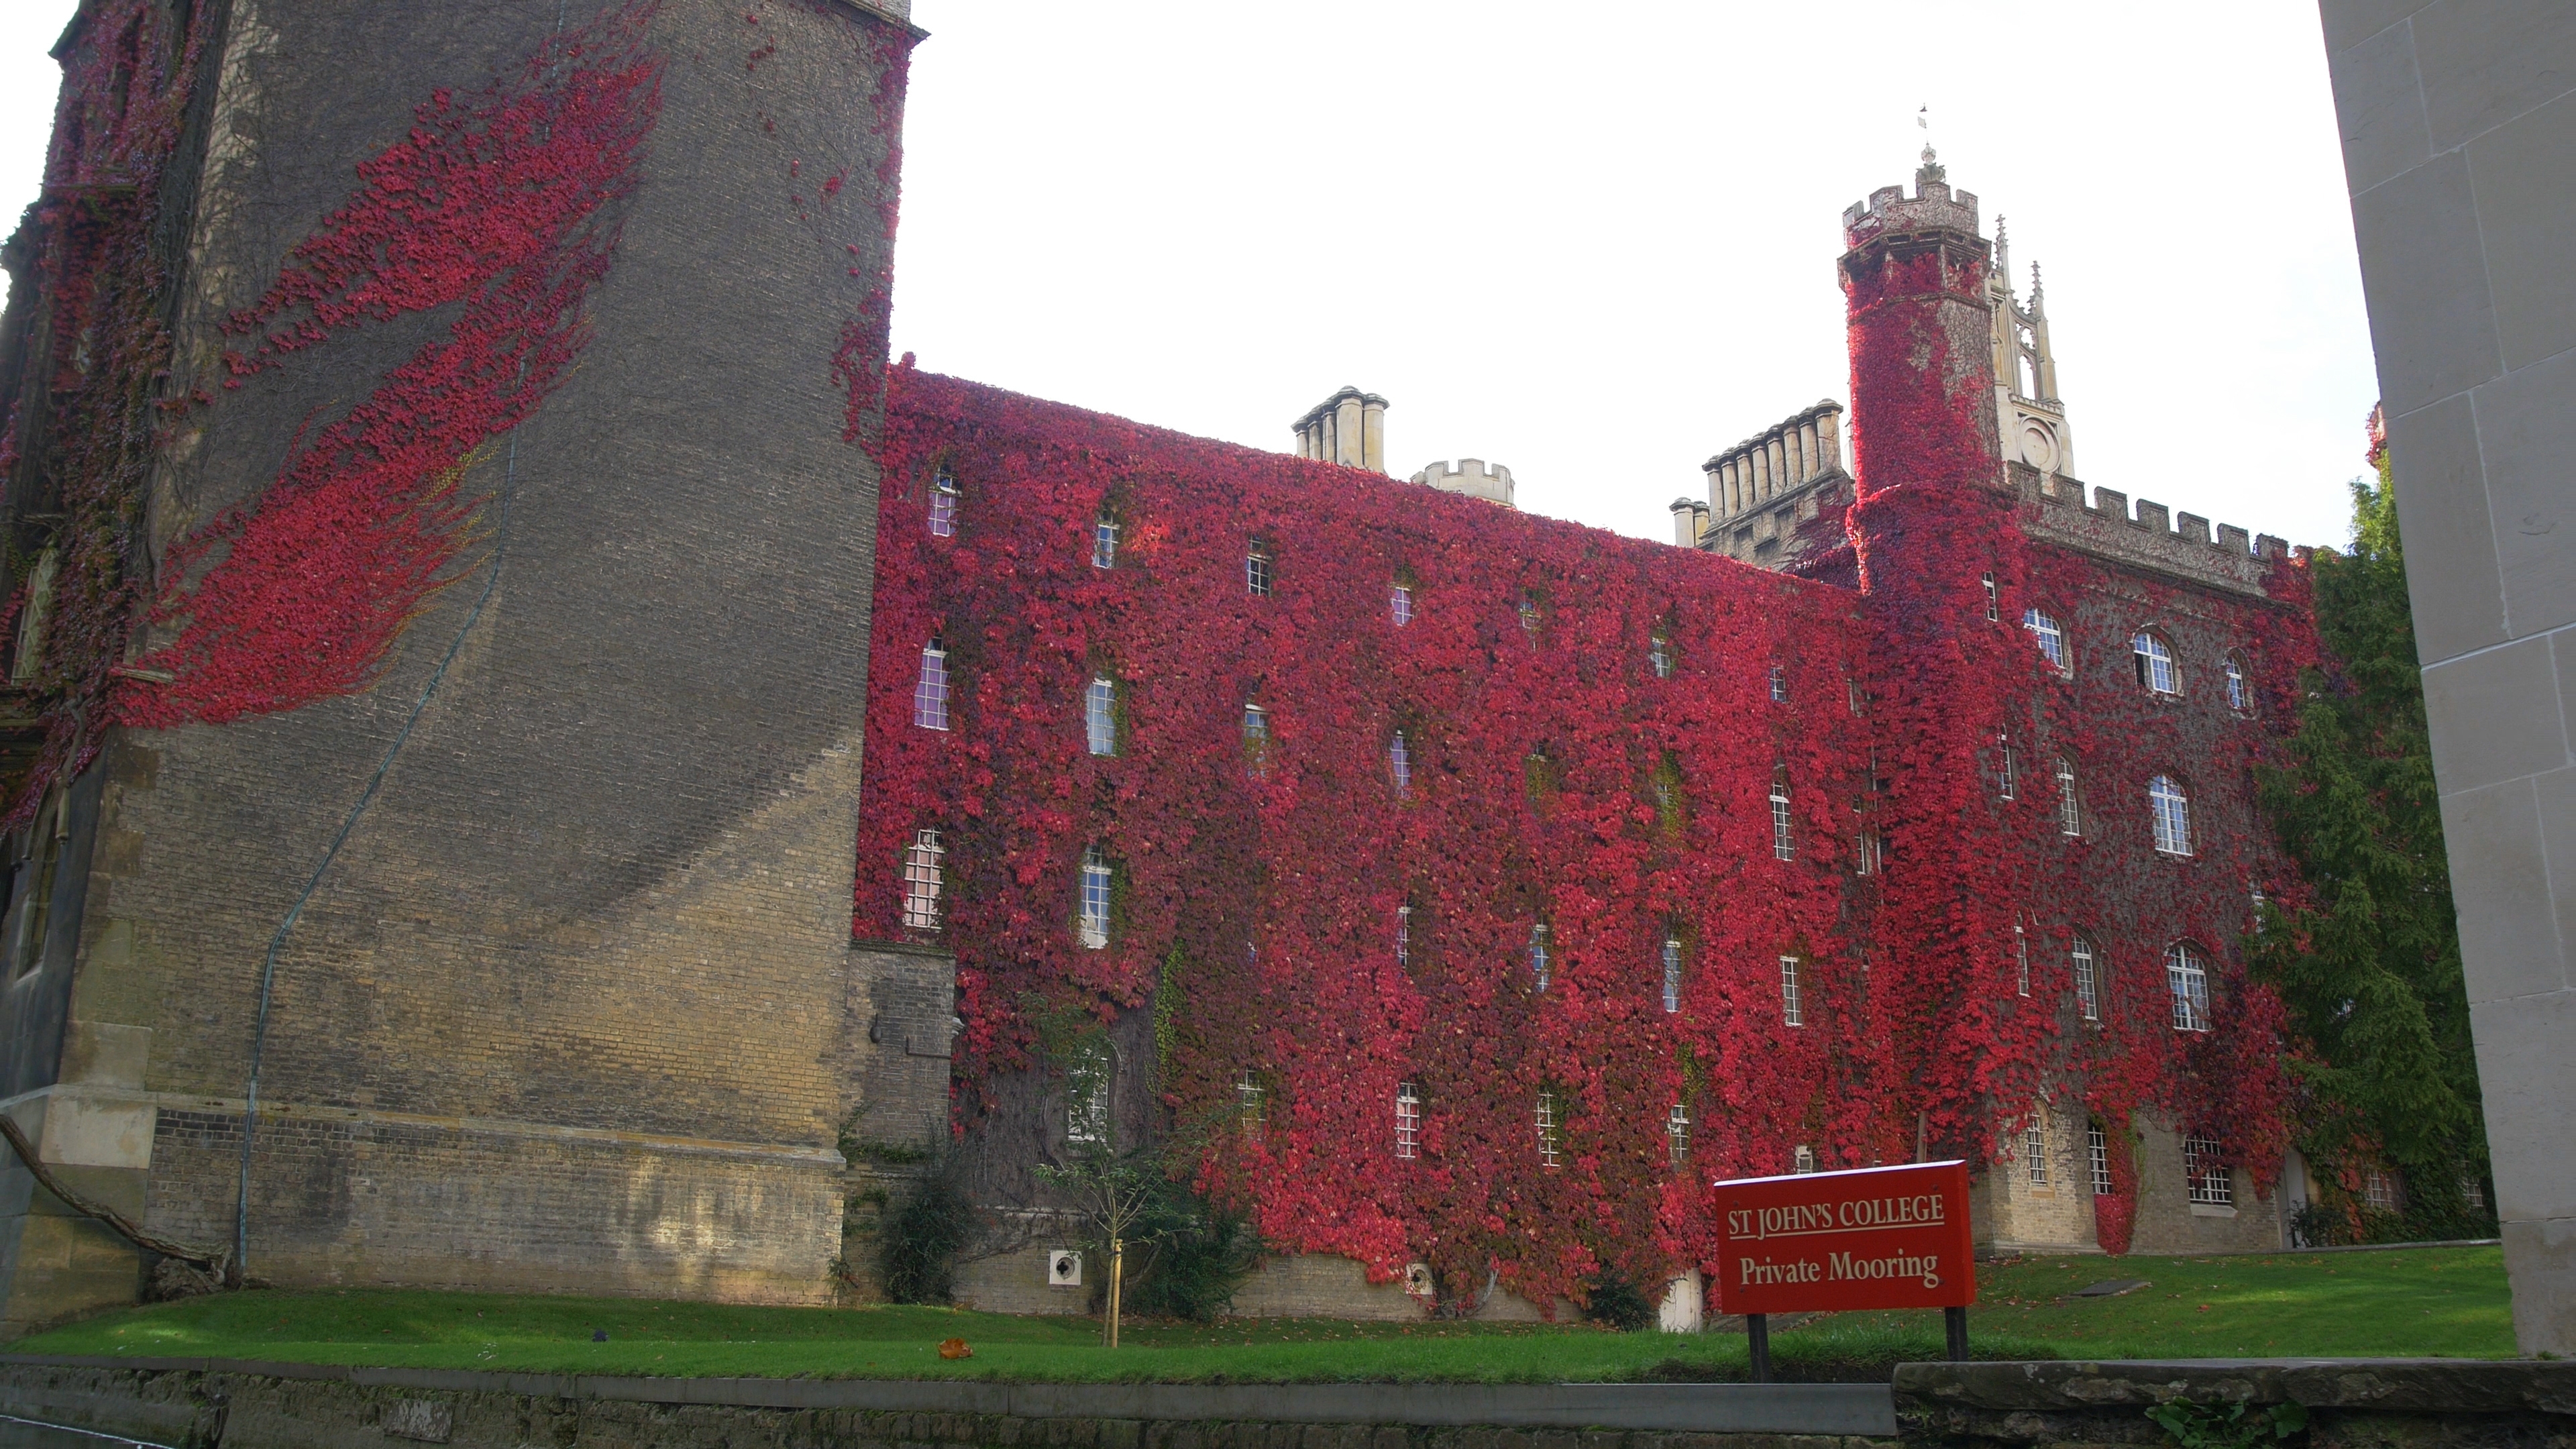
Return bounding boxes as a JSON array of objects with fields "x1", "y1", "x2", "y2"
[{"x1": 0, "y1": 0, "x2": 928, "y2": 1330}]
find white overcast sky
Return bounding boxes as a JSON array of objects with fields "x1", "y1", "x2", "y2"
[{"x1": 2, "y1": 2, "x2": 2377, "y2": 549}]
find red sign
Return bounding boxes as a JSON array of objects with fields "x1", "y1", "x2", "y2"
[{"x1": 1711, "y1": 1159, "x2": 1976, "y2": 1313}]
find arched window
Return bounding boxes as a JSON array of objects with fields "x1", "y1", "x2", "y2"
[
  {"x1": 1085, "y1": 676, "x2": 1117, "y2": 756},
  {"x1": 1779, "y1": 955, "x2": 1804, "y2": 1026},
  {"x1": 1389, "y1": 731, "x2": 1412, "y2": 797},
  {"x1": 928, "y1": 466, "x2": 959, "y2": 537},
  {"x1": 1390, "y1": 581, "x2": 1413, "y2": 626},
  {"x1": 2165, "y1": 941, "x2": 2210, "y2": 1031},
  {"x1": 901, "y1": 828, "x2": 944, "y2": 931},
  {"x1": 1092, "y1": 513, "x2": 1118, "y2": 568},
  {"x1": 1246, "y1": 541, "x2": 1273, "y2": 597},
  {"x1": 2132, "y1": 629, "x2": 2180, "y2": 695},
  {"x1": 1395, "y1": 1082, "x2": 1421, "y2": 1159},
  {"x1": 913, "y1": 641, "x2": 951, "y2": 731},
  {"x1": 2072, "y1": 934, "x2": 2100, "y2": 1021},
  {"x1": 2149, "y1": 774, "x2": 2192, "y2": 855},
  {"x1": 2224, "y1": 653, "x2": 2251, "y2": 713},
  {"x1": 1662, "y1": 936, "x2": 1683, "y2": 1013},
  {"x1": 1077, "y1": 845, "x2": 1113, "y2": 950},
  {"x1": 2055, "y1": 757, "x2": 2082, "y2": 836},
  {"x1": 1529, "y1": 923, "x2": 1551, "y2": 992},
  {"x1": 2023, "y1": 607, "x2": 2068, "y2": 674},
  {"x1": 1770, "y1": 773, "x2": 1795, "y2": 860}
]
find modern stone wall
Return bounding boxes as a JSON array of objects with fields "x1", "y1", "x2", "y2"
[
  {"x1": 2317, "y1": 0, "x2": 2576, "y2": 1357},
  {"x1": 0, "y1": 0, "x2": 923, "y2": 1333}
]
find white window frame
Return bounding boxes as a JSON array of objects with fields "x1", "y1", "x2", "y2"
[
  {"x1": 2025, "y1": 1121, "x2": 2048, "y2": 1186},
  {"x1": 2056, "y1": 757, "x2": 2081, "y2": 836},
  {"x1": 1780, "y1": 955, "x2": 1804, "y2": 1026},
  {"x1": 2072, "y1": 936, "x2": 2100, "y2": 1021},
  {"x1": 2165, "y1": 941, "x2": 2210, "y2": 1032},
  {"x1": 1389, "y1": 731, "x2": 1411, "y2": 796},
  {"x1": 1535, "y1": 1091, "x2": 1562, "y2": 1169},
  {"x1": 1650, "y1": 634, "x2": 1674, "y2": 679},
  {"x1": 1246, "y1": 543, "x2": 1273, "y2": 597},
  {"x1": 1770, "y1": 780, "x2": 1794, "y2": 861},
  {"x1": 2184, "y1": 1136, "x2": 2233, "y2": 1205},
  {"x1": 1667, "y1": 1101, "x2": 1690, "y2": 1167},
  {"x1": 1395, "y1": 904, "x2": 1411, "y2": 969},
  {"x1": 929, "y1": 467, "x2": 959, "y2": 537},
  {"x1": 1092, "y1": 515, "x2": 1118, "y2": 569},
  {"x1": 1856, "y1": 828, "x2": 1882, "y2": 877},
  {"x1": 1662, "y1": 936, "x2": 1682, "y2": 1013},
  {"x1": 1065, "y1": 1042, "x2": 1112, "y2": 1144},
  {"x1": 2149, "y1": 774, "x2": 2192, "y2": 856},
  {"x1": 2224, "y1": 653, "x2": 2250, "y2": 712},
  {"x1": 1981, "y1": 571, "x2": 1999, "y2": 621},
  {"x1": 1529, "y1": 924, "x2": 1551, "y2": 993},
  {"x1": 1999, "y1": 737, "x2": 2017, "y2": 800},
  {"x1": 1078, "y1": 845, "x2": 1112, "y2": 950},
  {"x1": 1793, "y1": 1144, "x2": 1817, "y2": 1174},
  {"x1": 2015, "y1": 920, "x2": 2031, "y2": 996},
  {"x1": 1770, "y1": 664, "x2": 1788, "y2": 703},
  {"x1": 2088, "y1": 1125, "x2": 2112, "y2": 1195},
  {"x1": 1518, "y1": 593, "x2": 1542, "y2": 639},
  {"x1": 1085, "y1": 676, "x2": 1116, "y2": 756},
  {"x1": 913, "y1": 641, "x2": 951, "y2": 731},
  {"x1": 2024, "y1": 607, "x2": 2068, "y2": 674},
  {"x1": 901, "y1": 828, "x2": 945, "y2": 931},
  {"x1": 1235, "y1": 1071, "x2": 1265, "y2": 1140},
  {"x1": 1242, "y1": 703, "x2": 1269, "y2": 775},
  {"x1": 2363, "y1": 1167, "x2": 2398, "y2": 1211},
  {"x1": 1395, "y1": 1081, "x2": 1421, "y2": 1159},
  {"x1": 2133, "y1": 630, "x2": 2180, "y2": 695},
  {"x1": 1390, "y1": 582, "x2": 1413, "y2": 626}
]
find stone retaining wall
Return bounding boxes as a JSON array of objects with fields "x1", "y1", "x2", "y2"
[{"x1": 0, "y1": 1356, "x2": 2570, "y2": 1448}]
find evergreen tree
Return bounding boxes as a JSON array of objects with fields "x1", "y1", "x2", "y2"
[{"x1": 2254, "y1": 414, "x2": 2492, "y2": 1244}]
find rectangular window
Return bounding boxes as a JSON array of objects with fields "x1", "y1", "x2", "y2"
[
  {"x1": 929, "y1": 468, "x2": 959, "y2": 537},
  {"x1": 2056, "y1": 759, "x2": 2080, "y2": 835},
  {"x1": 2184, "y1": 1136, "x2": 2233, "y2": 1205},
  {"x1": 1085, "y1": 676, "x2": 1117, "y2": 756},
  {"x1": 1389, "y1": 731, "x2": 1411, "y2": 796},
  {"x1": 1078, "y1": 845, "x2": 1112, "y2": 950},
  {"x1": 1793, "y1": 1144, "x2": 1817, "y2": 1174},
  {"x1": 901, "y1": 828, "x2": 945, "y2": 931},
  {"x1": 1242, "y1": 704, "x2": 1269, "y2": 776},
  {"x1": 1534, "y1": 1091, "x2": 1562, "y2": 1169},
  {"x1": 1770, "y1": 782, "x2": 1794, "y2": 861},
  {"x1": 1093, "y1": 516, "x2": 1119, "y2": 568},
  {"x1": 2015, "y1": 922, "x2": 2031, "y2": 996},
  {"x1": 1856, "y1": 828, "x2": 1882, "y2": 877},
  {"x1": 1235, "y1": 1071, "x2": 1265, "y2": 1140},
  {"x1": 2073, "y1": 937, "x2": 2100, "y2": 1021},
  {"x1": 2151, "y1": 777, "x2": 2193, "y2": 855},
  {"x1": 1650, "y1": 635, "x2": 1674, "y2": 678},
  {"x1": 1395, "y1": 905, "x2": 1411, "y2": 969},
  {"x1": 1662, "y1": 937, "x2": 1682, "y2": 1013},
  {"x1": 1769, "y1": 665, "x2": 1788, "y2": 703},
  {"x1": 1998, "y1": 738, "x2": 2016, "y2": 800},
  {"x1": 1065, "y1": 1042, "x2": 1110, "y2": 1144},
  {"x1": 1667, "y1": 1101, "x2": 1690, "y2": 1168},
  {"x1": 1780, "y1": 955, "x2": 1804, "y2": 1026},
  {"x1": 1246, "y1": 543, "x2": 1273, "y2": 597},
  {"x1": 2088, "y1": 1126, "x2": 2112, "y2": 1195},
  {"x1": 2025, "y1": 1122, "x2": 2048, "y2": 1185},
  {"x1": 1981, "y1": 571, "x2": 1998, "y2": 621},
  {"x1": 2167, "y1": 944, "x2": 2210, "y2": 1032},
  {"x1": 1529, "y1": 924, "x2": 1550, "y2": 993},
  {"x1": 1396, "y1": 1082, "x2": 1421, "y2": 1159},
  {"x1": 2363, "y1": 1167, "x2": 2398, "y2": 1211},
  {"x1": 2024, "y1": 608, "x2": 2067, "y2": 672},
  {"x1": 1518, "y1": 594, "x2": 1542, "y2": 640},
  {"x1": 913, "y1": 643, "x2": 951, "y2": 731},
  {"x1": 1390, "y1": 582, "x2": 1413, "y2": 626}
]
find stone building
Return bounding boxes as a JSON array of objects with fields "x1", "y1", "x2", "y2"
[
  {"x1": 0, "y1": 0, "x2": 2328, "y2": 1334},
  {"x1": 853, "y1": 153, "x2": 2319, "y2": 1320}
]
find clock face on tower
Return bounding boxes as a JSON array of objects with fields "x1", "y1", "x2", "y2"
[{"x1": 2019, "y1": 421, "x2": 2060, "y2": 474}]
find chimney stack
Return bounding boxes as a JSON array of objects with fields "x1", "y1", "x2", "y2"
[{"x1": 1292, "y1": 386, "x2": 1389, "y2": 473}]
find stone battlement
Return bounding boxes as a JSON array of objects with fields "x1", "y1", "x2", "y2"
[
  {"x1": 2023, "y1": 468, "x2": 2290, "y2": 596},
  {"x1": 1410, "y1": 458, "x2": 1514, "y2": 508},
  {"x1": 1842, "y1": 154, "x2": 1980, "y2": 251}
]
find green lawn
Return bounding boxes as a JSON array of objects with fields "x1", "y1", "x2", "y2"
[{"x1": 8, "y1": 1246, "x2": 2512, "y2": 1382}]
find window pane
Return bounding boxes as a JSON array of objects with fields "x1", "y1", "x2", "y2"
[
  {"x1": 1093, "y1": 517, "x2": 1118, "y2": 568},
  {"x1": 902, "y1": 828, "x2": 944, "y2": 930},
  {"x1": 914, "y1": 645, "x2": 950, "y2": 731},
  {"x1": 1085, "y1": 677, "x2": 1116, "y2": 756},
  {"x1": 1079, "y1": 846, "x2": 1112, "y2": 950},
  {"x1": 1780, "y1": 955, "x2": 1803, "y2": 1026}
]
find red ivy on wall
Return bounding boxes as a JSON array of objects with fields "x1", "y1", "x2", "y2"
[
  {"x1": 858, "y1": 340, "x2": 2310, "y2": 1307},
  {"x1": 115, "y1": 7, "x2": 663, "y2": 729}
]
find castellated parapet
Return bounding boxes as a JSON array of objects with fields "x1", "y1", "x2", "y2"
[
  {"x1": 2021, "y1": 467, "x2": 2292, "y2": 596},
  {"x1": 1842, "y1": 173, "x2": 1981, "y2": 250},
  {"x1": 1411, "y1": 458, "x2": 1515, "y2": 508}
]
